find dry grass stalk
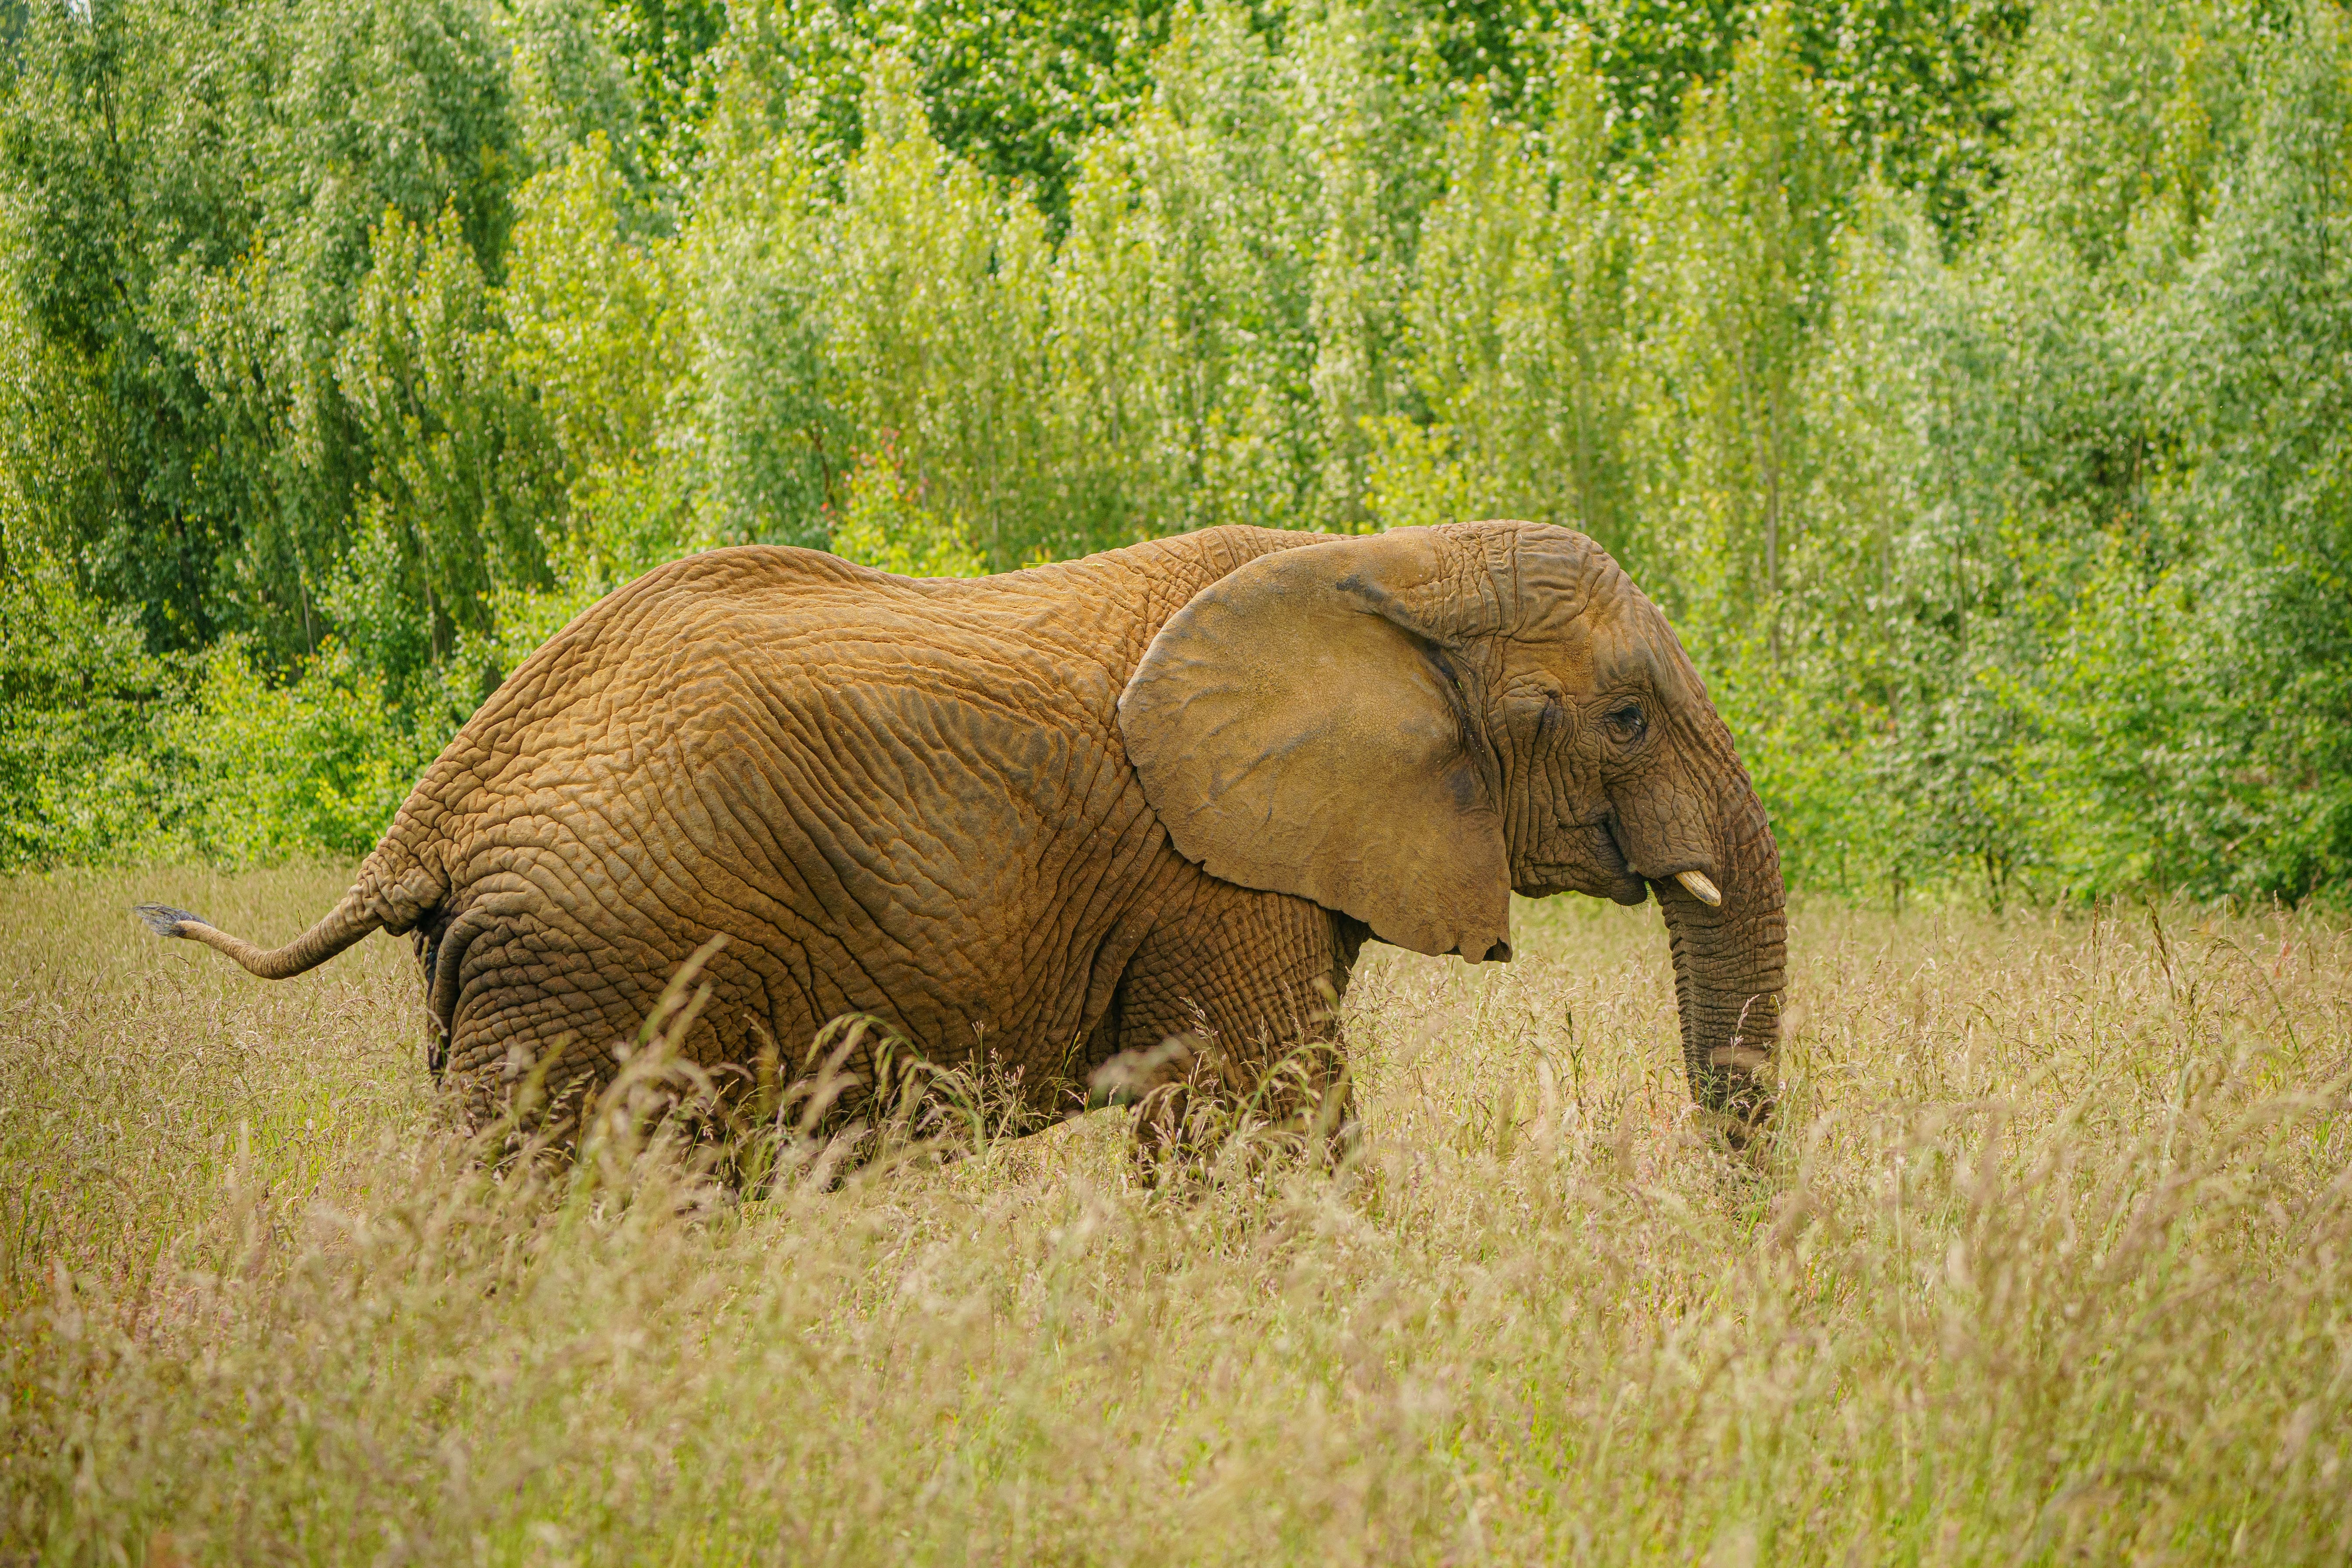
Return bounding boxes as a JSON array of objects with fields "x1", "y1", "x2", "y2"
[{"x1": 3, "y1": 866, "x2": 2348, "y2": 1563}]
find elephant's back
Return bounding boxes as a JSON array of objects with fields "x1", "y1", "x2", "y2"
[
  {"x1": 470, "y1": 547, "x2": 902, "y2": 742},
  {"x1": 424, "y1": 542, "x2": 1141, "y2": 854},
  {"x1": 423, "y1": 540, "x2": 1163, "y2": 1083},
  {"x1": 464, "y1": 530, "x2": 1327, "y2": 760},
  {"x1": 453, "y1": 539, "x2": 1120, "y2": 873}
]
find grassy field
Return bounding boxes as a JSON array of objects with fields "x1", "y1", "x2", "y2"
[{"x1": 3, "y1": 868, "x2": 2349, "y2": 1564}]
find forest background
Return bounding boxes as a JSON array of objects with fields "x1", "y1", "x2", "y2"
[{"x1": 1, "y1": 0, "x2": 2346, "y2": 908}]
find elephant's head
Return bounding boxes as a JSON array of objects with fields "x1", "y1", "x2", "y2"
[{"x1": 1117, "y1": 521, "x2": 1784, "y2": 1137}]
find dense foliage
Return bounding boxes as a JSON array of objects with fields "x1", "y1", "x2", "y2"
[{"x1": 2, "y1": 0, "x2": 2346, "y2": 906}]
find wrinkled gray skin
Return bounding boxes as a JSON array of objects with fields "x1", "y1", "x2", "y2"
[{"x1": 139, "y1": 523, "x2": 1784, "y2": 1143}]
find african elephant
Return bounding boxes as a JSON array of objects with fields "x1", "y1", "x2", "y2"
[{"x1": 137, "y1": 522, "x2": 1785, "y2": 1146}]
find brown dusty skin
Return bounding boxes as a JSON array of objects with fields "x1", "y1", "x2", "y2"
[{"x1": 136, "y1": 523, "x2": 1785, "y2": 1141}]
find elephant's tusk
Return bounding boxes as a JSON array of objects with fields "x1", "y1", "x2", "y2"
[{"x1": 1674, "y1": 869, "x2": 1723, "y2": 907}]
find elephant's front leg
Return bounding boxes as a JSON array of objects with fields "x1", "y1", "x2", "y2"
[{"x1": 1102, "y1": 874, "x2": 1368, "y2": 1164}]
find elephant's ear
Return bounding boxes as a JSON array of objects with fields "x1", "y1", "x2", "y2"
[{"x1": 1116, "y1": 529, "x2": 1513, "y2": 962}]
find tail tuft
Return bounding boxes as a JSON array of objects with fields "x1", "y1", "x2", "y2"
[{"x1": 133, "y1": 903, "x2": 208, "y2": 938}]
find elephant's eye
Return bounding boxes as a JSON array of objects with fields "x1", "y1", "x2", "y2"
[{"x1": 1605, "y1": 703, "x2": 1647, "y2": 740}]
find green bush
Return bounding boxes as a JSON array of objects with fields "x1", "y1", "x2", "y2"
[
  {"x1": 159, "y1": 638, "x2": 443, "y2": 864},
  {"x1": 0, "y1": 566, "x2": 433, "y2": 869},
  {"x1": 0, "y1": 558, "x2": 181, "y2": 869},
  {"x1": 828, "y1": 443, "x2": 991, "y2": 578}
]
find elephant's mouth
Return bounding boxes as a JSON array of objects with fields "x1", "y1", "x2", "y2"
[{"x1": 1513, "y1": 815, "x2": 1649, "y2": 906}]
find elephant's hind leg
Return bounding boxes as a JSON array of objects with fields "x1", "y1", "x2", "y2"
[{"x1": 434, "y1": 904, "x2": 670, "y2": 1134}]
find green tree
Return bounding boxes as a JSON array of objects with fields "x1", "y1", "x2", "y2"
[
  {"x1": 1375, "y1": 36, "x2": 1634, "y2": 550},
  {"x1": 0, "y1": 0, "x2": 528, "y2": 665},
  {"x1": 2152, "y1": 5, "x2": 2352, "y2": 897},
  {"x1": 820, "y1": 57, "x2": 1055, "y2": 569},
  {"x1": 333, "y1": 206, "x2": 561, "y2": 692},
  {"x1": 1635, "y1": 2, "x2": 1849, "y2": 658},
  {"x1": 828, "y1": 441, "x2": 990, "y2": 576},
  {"x1": 1045, "y1": 2, "x2": 1323, "y2": 545}
]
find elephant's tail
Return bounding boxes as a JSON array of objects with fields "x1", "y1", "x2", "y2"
[{"x1": 134, "y1": 889, "x2": 383, "y2": 980}]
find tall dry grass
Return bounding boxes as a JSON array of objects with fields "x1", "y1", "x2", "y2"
[{"x1": 3, "y1": 867, "x2": 2348, "y2": 1564}]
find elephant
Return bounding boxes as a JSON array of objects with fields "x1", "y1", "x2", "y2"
[{"x1": 136, "y1": 521, "x2": 1785, "y2": 1150}]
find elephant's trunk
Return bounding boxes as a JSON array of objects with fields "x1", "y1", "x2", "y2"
[{"x1": 1656, "y1": 768, "x2": 1785, "y2": 1142}]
